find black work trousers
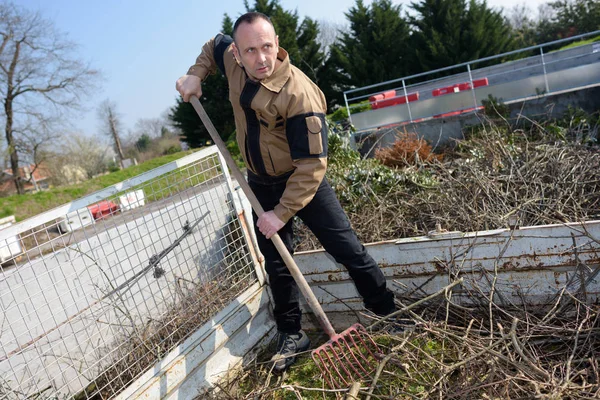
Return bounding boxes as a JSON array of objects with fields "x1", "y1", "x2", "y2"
[{"x1": 249, "y1": 175, "x2": 396, "y2": 334}]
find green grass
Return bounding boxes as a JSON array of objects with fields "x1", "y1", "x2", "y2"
[
  {"x1": 0, "y1": 150, "x2": 198, "y2": 222},
  {"x1": 558, "y1": 34, "x2": 600, "y2": 50}
]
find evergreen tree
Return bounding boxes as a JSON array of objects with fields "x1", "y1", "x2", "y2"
[
  {"x1": 170, "y1": 15, "x2": 234, "y2": 147},
  {"x1": 410, "y1": 0, "x2": 515, "y2": 72},
  {"x1": 328, "y1": 0, "x2": 413, "y2": 92}
]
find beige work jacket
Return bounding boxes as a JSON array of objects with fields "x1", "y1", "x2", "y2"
[{"x1": 187, "y1": 34, "x2": 328, "y2": 223}]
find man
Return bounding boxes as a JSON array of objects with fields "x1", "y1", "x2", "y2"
[{"x1": 176, "y1": 12, "x2": 396, "y2": 372}]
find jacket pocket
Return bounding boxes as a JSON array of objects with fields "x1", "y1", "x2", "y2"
[{"x1": 306, "y1": 115, "x2": 323, "y2": 155}]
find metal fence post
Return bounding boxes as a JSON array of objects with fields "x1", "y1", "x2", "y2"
[
  {"x1": 467, "y1": 63, "x2": 478, "y2": 108},
  {"x1": 343, "y1": 92, "x2": 353, "y2": 126},
  {"x1": 540, "y1": 47, "x2": 550, "y2": 95},
  {"x1": 402, "y1": 79, "x2": 413, "y2": 123}
]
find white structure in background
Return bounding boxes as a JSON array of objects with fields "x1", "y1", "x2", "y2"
[
  {"x1": 58, "y1": 207, "x2": 95, "y2": 233},
  {"x1": 122, "y1": 158, "x2": 138, "y2": 168},
  {"x1": 0, "y1": 216, "x2": 22, "y2": 263},
  {"x1": 119, "y1": 189, "x2": 145, "y2": 211}
]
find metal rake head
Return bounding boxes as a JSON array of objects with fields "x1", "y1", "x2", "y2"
[{"x1": 311, "y1": 323, "x2": 382, "y2": 388}]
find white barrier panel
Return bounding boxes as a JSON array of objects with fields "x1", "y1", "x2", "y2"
[
  {"x1": 119, "y1": 189, "x2": 146, "y2": 210},
  {"x1": 58, "y1": 207, "x2": 95, "y2": 233},
  {"x1": 0, "y1": 216, "x2": 22, "y2": 263}
]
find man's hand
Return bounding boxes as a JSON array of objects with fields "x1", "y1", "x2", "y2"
[
  {"x1": 257, "y1": 211, "x2": 285, "y2": 239},
  {"x1": 175, "y1": 75, "x2": 202, "y2": 102}
]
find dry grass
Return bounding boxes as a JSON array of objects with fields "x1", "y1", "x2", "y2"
[{"x1": 80, "y1": 111, "x2": 600, "y2": 399}]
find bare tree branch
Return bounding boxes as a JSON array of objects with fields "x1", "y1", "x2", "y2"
[
  {"x1": 97, "y1": 99, "x2": 125, "y2": 168},
  {"x1": 0, "y1": 3, "x2": 100, "y2": 194}
]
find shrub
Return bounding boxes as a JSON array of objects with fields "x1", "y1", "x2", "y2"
[
  {"x1": 107, "y1": 160, "x2": 120, "y2": 173},
  {"x1": 481, "y1": 94, "x2": 510, "y2": 118},
  {"x1": 328, "y1": 100, "x2": 372, "y2": 123},
  {"x1": 163, "y1": 145, "x2": 181, "y2": 155}
]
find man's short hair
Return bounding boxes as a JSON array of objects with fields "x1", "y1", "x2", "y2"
[{"x1": 232, "y1": 12, "x2": 275, "y2": 42}]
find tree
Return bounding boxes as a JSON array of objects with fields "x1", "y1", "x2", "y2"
[
  {"x1": 12, "y1": 114, "x2": 62, "y2": 186},
  {"x1": 48, "y1": 133, "x2": 112, "y2": 184},
  {"x1": 328, "y1": 0, "x2": 413, "y2": 93},
  {"x1": 312, "y1": 20, "x2": 348, "y2": 110},
  {"x1": 160, "y1": 126, "x2": 173, "y2": 137},
  {"x1": 409, "y1": 0, "x2": 516, "y2": 72},
  {"x1": 535, "y1": 0, "x2": 600, "y2": 43},
  {"x1": 170, "y1": 14, "x2": 234, "y2": 148},
  {"x1": 317, "y1": 19, "x2": 347, "y2": 55},
  {"x1": 0, "y1": 3, "x2": 99, "y2": 194},
  {"x1": 97, "y1": 99, "x2": 125, "y2": 168},
  {"x1": 133, "y1": 117, "x2": 164, "y2": 139},
  {"x1": 506, "y1": 4, "x2": 539, "y2": 48},
  {"x1": 135, "y1": 133, "x2": 151, "y2": 152}
]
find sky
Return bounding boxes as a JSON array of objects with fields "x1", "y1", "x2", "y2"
[{"x1": 15, "y1": 0, "x2": 550, "y2": 139}]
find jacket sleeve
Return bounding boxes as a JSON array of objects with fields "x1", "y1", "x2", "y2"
[
  {"x1": 187, "y1": 34, "x2": 233, "y2": 80},
  {"x1": 273, "y1": 77, "x2": 329, "y2": 224}
]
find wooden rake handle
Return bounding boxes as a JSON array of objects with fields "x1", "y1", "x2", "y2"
[{"x1": 190, "y1": 96, "x2": 336, "y2": 338}]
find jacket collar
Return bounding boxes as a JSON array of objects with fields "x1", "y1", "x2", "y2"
[{"x1": 259, "y1": 47, "x2": 290, "y2": 93}]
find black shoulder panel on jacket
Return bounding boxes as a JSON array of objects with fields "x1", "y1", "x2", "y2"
[
  {"x1": 285, "y1": 112, "x2": 328, "y2": 159},
  {"x1": 214, "y1": 34, "x2": 233, "y2": 76}
]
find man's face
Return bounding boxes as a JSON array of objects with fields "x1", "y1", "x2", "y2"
[{"x1": 232, "y1": 19, "x2": 279, "y2": 81}]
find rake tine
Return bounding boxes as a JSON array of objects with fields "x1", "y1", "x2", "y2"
[
  {"x1": 340, "y1": 334, "x2": 371, "y2": 377},
  {"x1": 353, "y1": 324, "x2": 381, "y2": 359},
  {"x1": 329, "y1": 341, "x2": 353, "y2": 386},
  {"x1": 314, "y1": 345, "x2": 348, "y2": 388},
  {"x1": 313, "y1": 352, "x2": 337, "y2": 388},
  {"x1": 317, "y1": 349, "x2": 340, "y2": 387}
]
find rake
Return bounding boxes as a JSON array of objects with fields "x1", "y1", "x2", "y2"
[{"x1": 190, "y1": 96, "x2": 382, "y2": 388}]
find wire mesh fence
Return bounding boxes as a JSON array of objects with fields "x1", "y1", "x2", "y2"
[{"x1": 0, "y1": 147, "x2": 259, "y2": 399}]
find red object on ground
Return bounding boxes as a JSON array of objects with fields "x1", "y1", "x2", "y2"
[
  {"x1": 88, "y1": 200, "x2": 119, "y2": 220},
  {"x1": 433, "y1": 106, "x2": 484, "y2": 119},
  {"x1": 369, "y1": 90, "x2": 419, "y2": 109},
  {"x1": 432, "y1": 78, "x2": 489, "y2": 97}
]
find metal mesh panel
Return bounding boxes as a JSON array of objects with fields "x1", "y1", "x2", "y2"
[{"x1": 0, "y1": 148, "x2": 258, "y2": 399}]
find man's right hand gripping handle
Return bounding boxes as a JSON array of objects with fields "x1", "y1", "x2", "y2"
[{"x1": 176, "y1": 75, "x2": 202, "y2": 102}]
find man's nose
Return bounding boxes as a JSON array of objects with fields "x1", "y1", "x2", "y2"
[{"x1": 258, "y1": 51, "x2": 267, "y2": 63}]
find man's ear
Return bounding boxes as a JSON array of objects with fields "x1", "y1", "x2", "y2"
[
  {"x1": 275, "y1": 35, "x2": 279, "y2": 49},
  {"x1": 232, "y1": 42, "x2": 240, "y2": 63}
]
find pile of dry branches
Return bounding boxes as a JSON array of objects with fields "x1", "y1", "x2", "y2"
[
  {"x1": 214, "y1": 114, "x2": 600, "y2": 399},
  {"x1": 206, "y1": 277, "x2": 600, "y2": 399},
  {"x1": 296, "y1": 114, "x2": 600, "y2": 251}
]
